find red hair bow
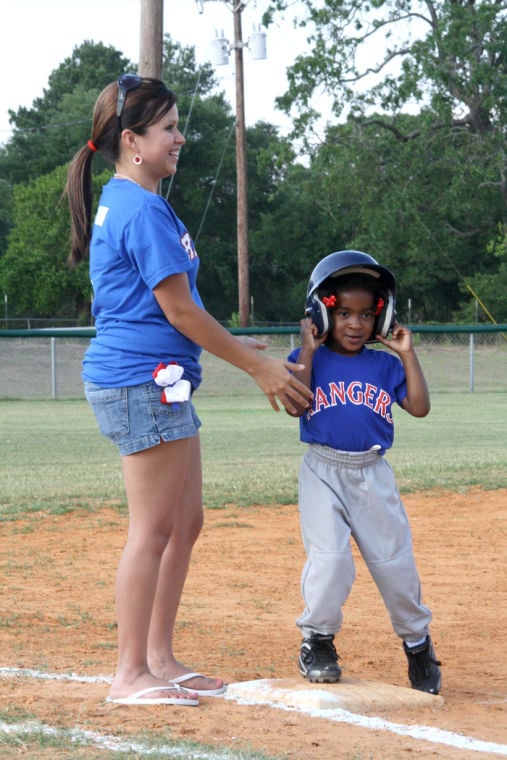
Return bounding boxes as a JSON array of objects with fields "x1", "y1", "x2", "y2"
[
  {"x1": 375, "y1": 298, "x2": 385, "y2": 316},
  {"x1": 322, "y1": 295, "x2": 337, "y2": 308}
]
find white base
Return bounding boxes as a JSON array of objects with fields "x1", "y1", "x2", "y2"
[{"x1": 226, "y1": 677, "x2": 444, "y2": 712}]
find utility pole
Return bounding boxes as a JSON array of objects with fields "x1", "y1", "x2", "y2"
[
  {"x1": 233, "y1": 3, "x2": 249, "y2": 327},
  {"x1": 206, "y1": 3, "x2": 266, "y2": 327},
  {"x1": 139, "y1": 0, "x2": 163, "y2": 79}
]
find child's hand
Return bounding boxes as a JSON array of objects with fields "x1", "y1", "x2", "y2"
[
  {"x1": 300, "y1": 317, "x2": 327, "y2": 352},
  {"x1": 380, "y1": 323, "x2": 430, "y2": 417},
  {"x1": 376, "y1": 322, "x2": 414, "y2": 355}
]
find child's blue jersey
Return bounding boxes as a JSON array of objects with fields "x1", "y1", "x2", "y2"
[
  {"x1": 287, "y1": 345, "x2": 407, "y2": 453},
  {"x1": 83, "y1": 178, "x2": 203, "y2": 390}
]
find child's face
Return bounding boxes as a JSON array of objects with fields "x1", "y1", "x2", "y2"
[{"x1": 326, "y1": 287, "x2": 376, "y2": 355}]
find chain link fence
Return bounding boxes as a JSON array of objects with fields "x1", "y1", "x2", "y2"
[{"x1": 0, "y1": 326, "x2": 506, "y2": 400}]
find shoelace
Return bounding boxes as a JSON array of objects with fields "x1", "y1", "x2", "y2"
[
  {"x1": 409, "y1": 649, "x2": 441, "y2": 680},
  {"x1": 310, "y1": 637, "x2": 339, "y2": 661}
]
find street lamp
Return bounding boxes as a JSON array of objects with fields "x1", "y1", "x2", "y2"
[{"x1": 199, "y1": 1, "x2": 267, "y2": 326}]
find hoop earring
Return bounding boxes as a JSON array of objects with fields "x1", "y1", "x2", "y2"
[{"x1": 133, "y1": 154, "x2": 143, "y2": 166}]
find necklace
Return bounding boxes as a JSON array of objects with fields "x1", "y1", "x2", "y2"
[{"x1": 113, "y1": 173, "x2": 140, "y2": 185}]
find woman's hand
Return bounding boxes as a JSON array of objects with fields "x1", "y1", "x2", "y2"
[
  {"x1": 249, "y1": 354, "x2": 313, "y2": 413},
  {"x1": 236, "y1": 335, "x2": 268, "y2": 351},
  {"x1": 153, "y1": 274, "x2": 313, "y2": 414}
]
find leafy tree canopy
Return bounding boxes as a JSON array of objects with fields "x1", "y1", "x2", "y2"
[
  {"x1": 457, "y1": 224, "x2": 507, "y2": 322},
  {"x1": 265, "y1": 0, "x2": 507, "y2": 136},
  {"x1": 0, "y1": 41, "x2": 132, "y2": 186},
  {"x1": 265, "y1": 1, "x2": 507, "y2": 211},
  {"x1": 1, "y1": 23, "x2": 505, "y2": 326},
  {"x1": 262, "y1": 0, "x2": 507, "y2": 322},
  {"x1": 0, "y1": 35, "x2": 301, "y2": 324},
  {"x1": 0, "y1": 165, "x2": 106, "y2": 320},
  {"x1": 162, "y1": 34, "x2": 218, "y2": 98}
]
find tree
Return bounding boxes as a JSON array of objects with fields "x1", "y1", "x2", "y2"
[
  {"x1": 265, "y1": 1, "x2": 507, "y2": 197},
  {"x1": 262, "y1": 0, "x2": 507, "y2": 320},
  {"x1": 266, "y1": 1, "x2": 507, "y2": 133},
  {"x1": 0, "y1": 165, "x2": 108, "y2": 321},
  {"x1": 248, "y1": 138, "x2": 345, "y2": 322},
  {"x1": 158, "y1": 35, "x2": 329, "y2": 323},
  {"x1": 311, "y1": 113, "x2": 506, "y2": 320},
  {"x1": 158, "y1": 36, "x2": 239, "y2": 320},
  {"x1": 161, "y1": 35, "x2": 218, "y2": 97},
  {"x1": 0, "y1": 35, "x2": 295, "y2": 324},
  {"x1": 168, "y1": 93, "x2": 239, "y2": 320},
  {"x1": 456, "y1": 224, "x2": 507, "y2": 322},
  {"x1": 0, "y1": 180, "x2": 13, "y2": 258},
  {"x1": 0, "y1": 41, "x2": 132, "y2": 186}
]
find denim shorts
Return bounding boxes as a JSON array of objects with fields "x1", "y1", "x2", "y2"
[{"x1": 84, "y1": 380, "x2": 201, "y2": 456}]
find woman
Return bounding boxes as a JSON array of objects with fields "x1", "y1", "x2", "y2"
[{"x1": 65, "y1": 74, "x2": 312, "y2": 706}]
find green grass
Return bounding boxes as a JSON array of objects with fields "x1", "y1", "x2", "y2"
[
  {"x1": 0, "y1": 712, "x2": 289, "y2": 759},
  {"x1": 0, "y1": 392, "x2": 506, "y2": 518},
  {"x1": 0, "y1": 394, "x2": 503, "y2": 759},
  {"x1": 390, "y1": 391, "x2": 507, "y2": 491},
  {"x1": 3, "y1": 343, "x2": 502, "y2": 759}
]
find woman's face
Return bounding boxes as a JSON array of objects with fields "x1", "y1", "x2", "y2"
[{"x1": 133, "y1": 104, "x2": 185, "y2": 183}]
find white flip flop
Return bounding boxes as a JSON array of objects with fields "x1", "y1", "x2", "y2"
[
  {"x1": 106, "y1": 685, "x2": 199, "y2": 706},
  {"x1": 169, "y1": 671, "x2": 227, "y2": 696}
]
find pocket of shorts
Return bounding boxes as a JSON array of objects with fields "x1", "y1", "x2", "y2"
[{"x1": 84, "y1": 384, "x2": 129, "y2": 442}]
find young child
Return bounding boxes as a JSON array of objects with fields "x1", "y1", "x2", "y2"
[{"x1": 287, "y1": 249, "x2": 441, "y2": 695}]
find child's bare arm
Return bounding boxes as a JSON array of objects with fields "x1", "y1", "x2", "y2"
[
  {"x1": 377, "y1": 323, "x2": 430, "y2": 418},
  {"x1": 286, "y1": 318, "x2": 324, "y2": 417}
]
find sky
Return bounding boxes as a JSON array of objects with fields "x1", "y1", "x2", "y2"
[{"x1": 0, "y1": 0, "x2": 317, "y2": 146}]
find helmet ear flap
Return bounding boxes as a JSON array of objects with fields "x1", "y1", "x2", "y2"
[
  {"x1": 305, "y1": 293, "x2": 330, "y2": 337},
  {"x1": 370, "y1": 289, "x2": 396, "y2": 342},
  {"x1": 306, "y1": 288, "x2": 396, "y2": 340}
]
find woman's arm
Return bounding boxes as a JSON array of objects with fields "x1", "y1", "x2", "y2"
[{"x1": 153, "y1": 273, "x2": 313, "y2": 414}]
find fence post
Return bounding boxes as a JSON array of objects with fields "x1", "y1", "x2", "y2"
[
  {"x1": 469, "y1": 331, "x2": 475, "y2": 393},
  {"x1": 51, "y1": 337, "x2": 57, "y2": 399}
]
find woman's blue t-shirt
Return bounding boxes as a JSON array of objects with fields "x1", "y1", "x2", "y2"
[{"x1": 83, "y1": 178, "x2": 203, "y2": 389}]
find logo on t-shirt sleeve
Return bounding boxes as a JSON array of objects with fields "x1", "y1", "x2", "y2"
[
  {"x1": 180, "y1": 231, "x2": 197, "y2": 260},
  {"x1": 95, "y1": 205, "x2": 109, "y2": 226}
]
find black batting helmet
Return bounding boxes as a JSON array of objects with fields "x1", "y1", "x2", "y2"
[{"x1": 305, "y1": 250, "x2": 397, "y2": 341}]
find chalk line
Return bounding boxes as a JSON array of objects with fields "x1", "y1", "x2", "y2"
[
  {"x1": 0, "y1": 720, "x2": 245, "y2": 759},
  {"x1": 1, "y1": 666, "x2": 506, "y2": 756},
  {"x1": 225, "y1": 692, "x2": 507, "y2": 756}
]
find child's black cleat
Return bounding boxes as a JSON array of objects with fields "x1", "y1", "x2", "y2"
[
  {"x1": 298, "y1": 633, "x2": 342, "y2": 683},
  {"x1": 403, "y1": 635, "x2": 442, "y2": 694}
]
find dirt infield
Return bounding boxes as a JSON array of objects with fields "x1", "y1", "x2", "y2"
[{"x1": 0, "y1": 488, "x2": 506, "y2": 758}]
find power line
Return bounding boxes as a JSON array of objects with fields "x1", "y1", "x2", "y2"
[
  {"x1": 165, "y1": 66, "x2": 205, "y2": 200},
  {"x1": 0, "y1": 119, "x2": 89, "y2": 136},
  {"x1": 194, "y1": 121, "x2": 234, "y2": 244}
]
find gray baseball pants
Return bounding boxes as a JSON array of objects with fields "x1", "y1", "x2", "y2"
[{"x1": 297, "y1": 444, "x2": 432, "y2": 643}]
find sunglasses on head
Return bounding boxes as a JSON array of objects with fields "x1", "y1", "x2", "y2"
[{"x1": 116, "y1": 73, "x2": 143, "y2": 123}]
